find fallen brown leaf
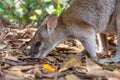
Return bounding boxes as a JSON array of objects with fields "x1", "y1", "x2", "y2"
[
  {"x1": 4, "y1": 69, "x2": 24, "y2": 80},
  {"x1": 9, "y1": 65, "x2": 34, "y2": 71},
  {"x1": 65, "y1": 74, "x2": 80, "y2": 80},
  {"x1": 0, "y1": 41, "x2": 7, "y2": 49},
  {"x1": 86, "y1": 57, "x2": 120, "y2": 78},
  {"x1": 58, "y1": 55, "x2": 82, "y2": 72}
]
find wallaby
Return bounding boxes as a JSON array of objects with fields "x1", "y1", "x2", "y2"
[{"x1": 29, "y1": 0, "x2": 120, "y2": 63}]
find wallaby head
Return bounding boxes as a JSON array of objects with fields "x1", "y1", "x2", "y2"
[{"x1": 29, "y1": 14, "x2": 59, "y2": 58}]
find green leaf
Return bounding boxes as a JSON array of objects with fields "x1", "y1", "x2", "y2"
[
  {"x1": 30, "y1": 15, "x2": 37, "y2": 20},
  {"x1": 10, "y1": 18, "x2": 17, "y2": 22},
  {"x1": 20, "y1": 16, "x2": 28, "y2": 23},
  {"x1": 0, "y1": 2, "x2": 6, "y2": 11},
  {"x1": 43, "y1": 0, "x2": 52, "y2": 2},
  {"x1": 4, "y1": 0, "x2": 14, "y2": 7},
  {"x1": 45, "y1": 5, "x2": 56, "y2": 14},
  {"x1": 14, "y1": 8, "x2": 24, "y2": 17},
  {"x1": 56, "y1": 4, "x2": 62, "y2": 16},
  {"x1": 29, "y1": 2, "x2": 37, "y2": 8},
  {"x1": 60, "y1": 0, "x2": 69, "y2": 3},
  {"x1": 35, "y1": 9, "x2": 42, "y2": 15}
]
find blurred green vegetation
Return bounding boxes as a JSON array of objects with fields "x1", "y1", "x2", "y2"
[{"x1": 0, "y1": 0, "x2": 74, "y2": 26}]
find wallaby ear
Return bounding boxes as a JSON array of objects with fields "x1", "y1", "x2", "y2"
[
  {"x1": 41, "y1": 14, "x2": 50, "y2": 26},
  {"x1": 47, "y1": 14, "x2": 58, "y2": 35}
]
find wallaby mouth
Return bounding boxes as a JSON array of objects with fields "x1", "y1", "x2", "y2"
[
  {"x1": 29, "y1": 50, "x2": 49, "y2": 58},
  {"x1": 34, "y1": 53, "x2": 47, "y2": 58}
]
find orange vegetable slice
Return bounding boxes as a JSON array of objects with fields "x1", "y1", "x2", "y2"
[{"x1": 43, "y1": 64, "x2": 56, "y2": 72}]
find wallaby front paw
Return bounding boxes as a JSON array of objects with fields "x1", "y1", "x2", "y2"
[
  {"x1": 97, "y1": 56, "x2": 120, "y2": 64},
  {"x1": 97, "y1": 58, "x2": 113, "y2": 64},
  {"x1": 91, "y1": 56, "x2": 99, "y2": 62}
]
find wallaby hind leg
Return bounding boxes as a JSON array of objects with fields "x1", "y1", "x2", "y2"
[
  {"x1": 98, "y1": 36, "x2": 120, "y2": 63},
  {"x1": 98, "y1": 13, "x2": 120, "y2": 63}
]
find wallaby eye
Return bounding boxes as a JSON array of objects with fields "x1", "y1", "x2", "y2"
[{"x1": 35, "y1": 41, "x2": 41, "y2": 47}]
